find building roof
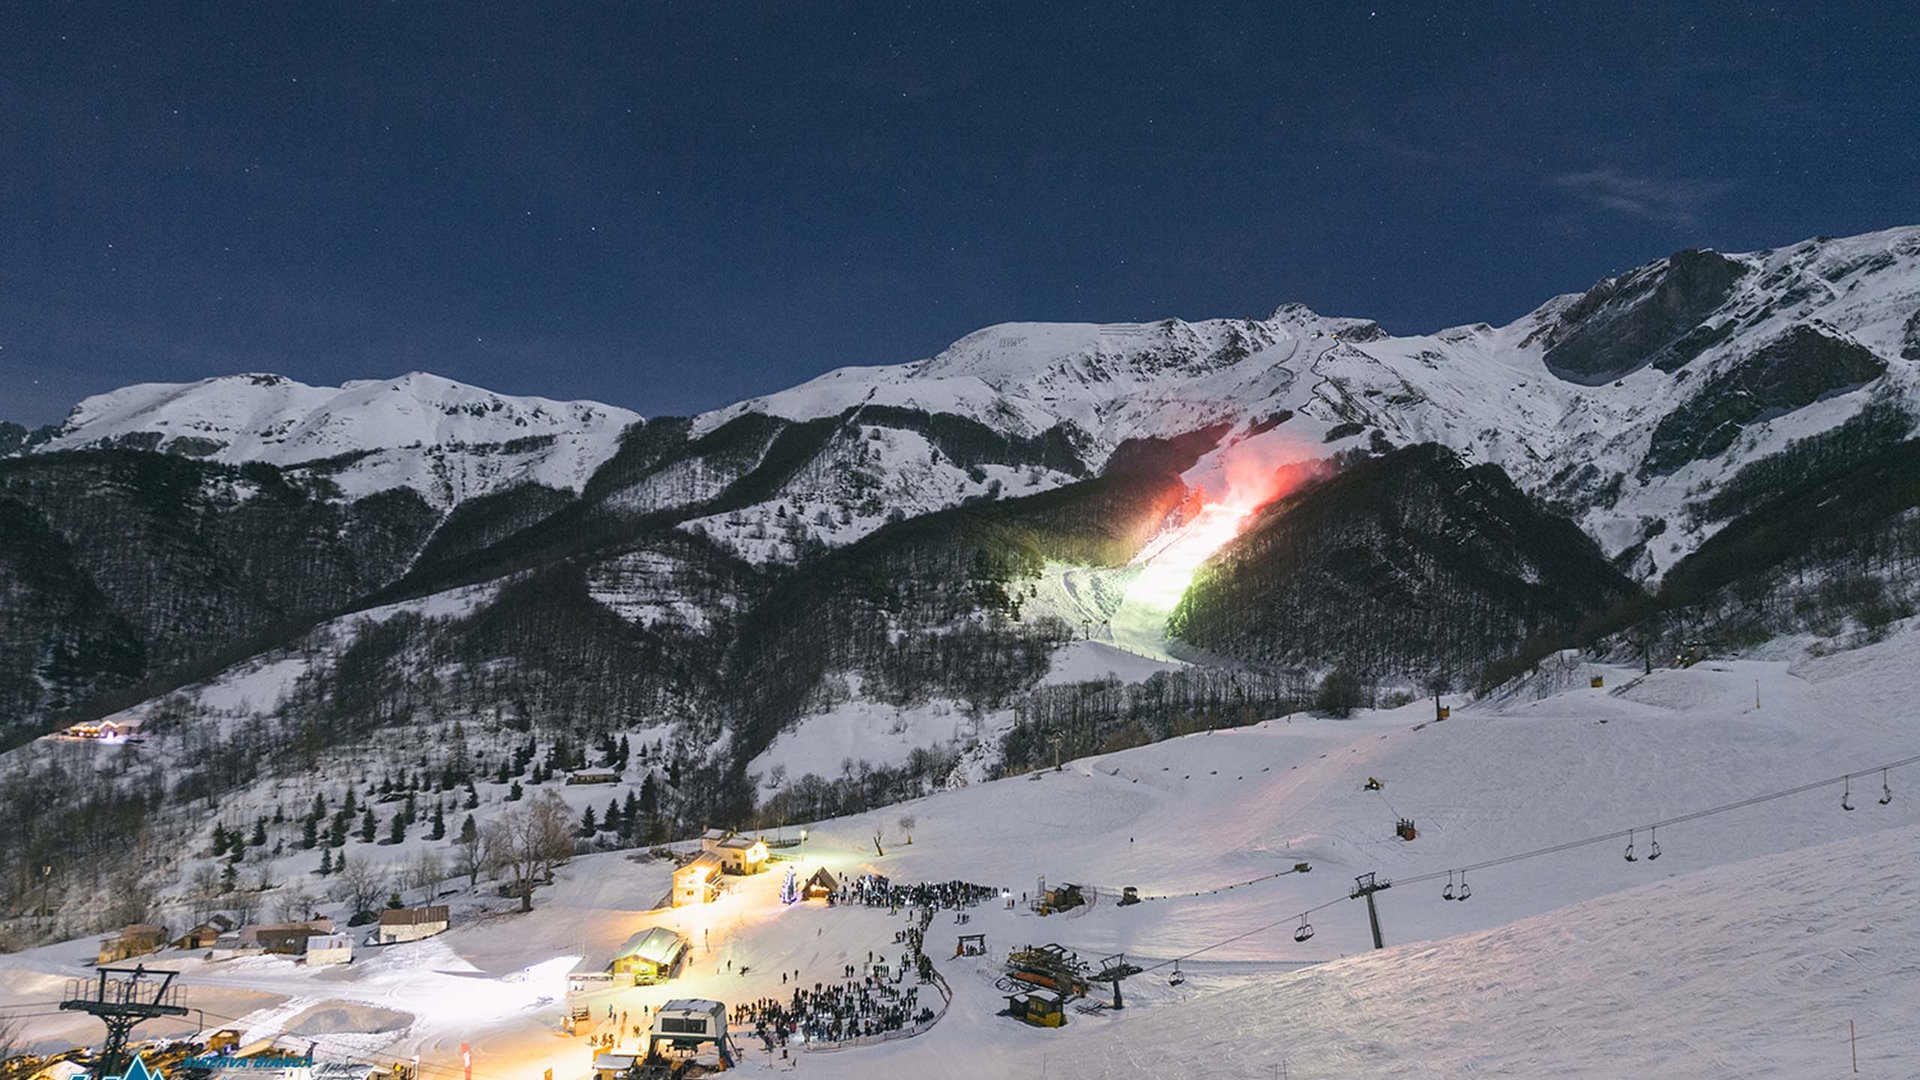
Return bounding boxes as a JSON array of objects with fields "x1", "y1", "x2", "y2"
[
  {"x1": 591, "y1": 1054, "x2": 638, "y2": 1071},
  {"x1": 659, "y1": 998, "x2": 724, "y2": 1015},
  {"x1": 612, "y1": 926, "x2": 686, "y2": 966},
  {"x1": 378, "y1": 905, "x2": 449, "y2": 926},
  {"x1": 675, "y1": 852, "x2": 721, "y2": 877},
  {"x1": 715, "y1": 834, "x2": 763, "y2": 852},
  {"x1": 805, "y1": 868, "x2": 838, "y2": 889}
]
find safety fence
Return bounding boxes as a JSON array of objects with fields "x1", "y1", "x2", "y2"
[{"x1": 803, "y1": 966, "x2": 953, "y2": 1054}]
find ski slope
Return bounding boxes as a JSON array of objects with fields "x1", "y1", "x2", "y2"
[{"x1": 8, "y1": 624, "x2": 1920, "y2": 1079}]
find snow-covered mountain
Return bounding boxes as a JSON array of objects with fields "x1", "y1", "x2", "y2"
[
  {"x1": 34, "y1": 371, "x2": 640, "y2": 507},
  {"x1": 691, "y1": 226, "x2": 1920, "y2": 576},
  {"x1": 5, "y1": 223, "x2": 1920, "y2": 961}
]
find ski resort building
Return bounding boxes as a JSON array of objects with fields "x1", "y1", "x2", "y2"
[
  {"x1": 672, "y1": 853, "x2": 722, "y2": 906},
  {"x1": 701, "y1": 829, "x2": 768, "y2": 874},
  {"x1": 172, "y1": 914, "x2": 236, "y2": 950},
  {"x1": 647, "y1": 999, "x2": 732, "y2": 1067},
  {"x1": 589, "y1": 1054, "x2": 637, "y2": 1080},
  {"x1": 243, "y1": 919, "x2": 335, "y2": 956},
  {"x1": 609, "y1": 927, "x2": 687, "y2": 984},
  {"x1": 97, "y1": 923, "x2": 167, "y2": 963},
  {"x1": 374, "y1": 905, "x2": 449, "y2": 944},
  {"x1": 305, "y1": 933, "x2": 354, "y2": 966}
]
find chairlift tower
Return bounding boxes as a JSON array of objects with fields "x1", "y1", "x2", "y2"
[
  {"x1": 61, "y1": 966, "x2": 189, "y2": 1080},
  {"x1": 1087, "y1": 953, "x2": 1141, "y2": 1010},
  {"x1": 1350, "y1": 873, "x2": 1392, "y2": 950}
]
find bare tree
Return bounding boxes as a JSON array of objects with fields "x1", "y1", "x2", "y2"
[
  {"x1": 229, "y1": 883, "x2": 262, "y2": 927},
  {"x1": 188, "y1": 865, "x2": 223, "y2": 924},
  {"x1": 898, "y1": 815, "x2": 916, "y2": 845},
  {"x1": 0, "y1": 1013, "x2": 21, "y2": 1074},
  {"x1": 484, "y1": 791, "x2": 574, "y2": 913},
  {"x1": 334, "y1": 860, "x2": 389, "y2": 917},
  {"x1": 272, "y1": 883, "x2": 313, "y2": 924},
  {"x1": 406, "y1": 849, "x2": 445, "y2": 905}
]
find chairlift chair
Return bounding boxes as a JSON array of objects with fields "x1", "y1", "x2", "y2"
[
  {"x1": 1842, "y1": 777, "x2": 1855, "y2": 812},
  {"x1": 1623, "y1": 829, "x2": 1638, "y2": 863},
  {"x1": 1292, "y1": 915, "x2": 1314, "y2": 943},
  {"x1": 1442, "y1": 871, "x2": 1455, "y2": 901},
  {"x1": 1881, "y1": 769, "x2": 1894, "y2": 806},
  {"x1": 1456, "y1": 871, "x2": 1471, "y2": 901},
  {"x1": 1647, "y1": 827, "x2": 1661, "y2": 861},
  {"x1": 1168, "y1": 961, "x2": 1184, "y2": 987}
]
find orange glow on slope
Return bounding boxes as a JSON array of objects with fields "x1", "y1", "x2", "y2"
[{"x1": 1110, "y1": 440, "x2": 1326, "y2": 652}]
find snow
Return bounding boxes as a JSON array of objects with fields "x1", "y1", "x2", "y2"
[
  {"x1": 35, "y1": 372, "x2": 640, "y2": 508},
  {"x1": 15, "y1": 621, "x2": 1920, "y2": 1078},
  {"x1": 1041, "y1": 641, "x2": 1182, "y2": 685},
  {"x1": 684, "y1": 226, "x2": 1920, "y2": 575},
  {"x1": 748, "y1": 694, "x2": 999, "y2": 786}
]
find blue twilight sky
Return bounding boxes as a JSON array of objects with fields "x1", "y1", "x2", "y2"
[{"x1": 2, "y1": 1, "x2": 1916, "y2": 425}]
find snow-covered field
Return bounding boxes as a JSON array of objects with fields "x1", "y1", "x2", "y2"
[{"x1": 10, "y1": 622, "x2": 1920, "y2": 1078}]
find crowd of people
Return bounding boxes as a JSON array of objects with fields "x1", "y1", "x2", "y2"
[
  {"x1": 726, "y1": 876, "x2": 1003, "y2": 1049},
  {"x1": 733, "y1": 975, "x2": 934, "y2": 1048},
  {"x1": 838, "y1": 874, "x2": 1001, "y2": 913}
]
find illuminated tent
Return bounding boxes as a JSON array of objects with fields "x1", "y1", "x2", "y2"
[{"x1": 804, "y1": 868, "x2": 838, "y2": 900}]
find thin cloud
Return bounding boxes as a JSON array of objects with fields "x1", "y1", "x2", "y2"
[{"x1": 1550, "y1": 167, "x2": 1736, "y2": 227}]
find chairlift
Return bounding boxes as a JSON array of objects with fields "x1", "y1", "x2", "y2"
[
  {"x1": 1456, "y1": 871, "x2": 1471, "y2": 901},
  {"x1": 1623, "y1": 828, "x2": 1638, "y2": 863},
  {"x1": 1168, "y1": 961, "x2": 1184, "y2": 987},
  {"x1": 1647, "y1": 826, "x2": 1661, "y2": 861},
  {"x1": 1842, "y1": 777, "x2": 1855, "y2": 812},
  {"x1": 1442, "y1": 871, "x2": 1456, "y2": 901},
  {"x1": 1880, "y1": 769, "x2": 1893, "y2": 806},
  {"x1": 1292, "y1": 915, "x2": 1314, "y2": 943}
]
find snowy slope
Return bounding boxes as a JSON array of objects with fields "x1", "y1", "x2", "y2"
[
  {"x1": 10, "y1": 622, "x2": 1920, "y2": 1080},
  {"x1": 34, "y1": 371, "x2": 640, "y2": 506},
  {"x1": 692, "y1": 226, "x2": 1920, "y2": 574}
]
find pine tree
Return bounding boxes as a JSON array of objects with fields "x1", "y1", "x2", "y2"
[
  {"x1": 388, "y1": 812, "x2": 406, "y2": 845},
  {"x1": 603, "y1": 798, "x2": 621, "y2": 836},
  {"x1": 211, "y1": 824, "x2": 229, "y2": 857},
  {"x1": 302, "y1": 815, "x2": 319, "y2": 850},
  {"x1": 507, "y1": 780, "x2": 523, "y2": 801},
  {"x1": 359, "y1": 807, "x2": 377, "y2": 843},
  {"x1": 578, "y1": 806, "x2": 598, "y2": 837},
  {"x1": 458, "y1": 814, "x2": 478, "y2": 845},
  {"x1": 221, "y1": 863, "x2": 238, "y2": 893},
  {"x1": 639, "y1": 772, "x2": 662, "y2": 843},
  {"x1": 621, "y1": 790, "x2": 641, "y2": 839},
  {"x1": 250, "y1": 820, "x2": 267, "y2": 847},
  {"x1": 319, "y1": 847, "x2": 334, "y2": 876},
  {"x1": 495, "y1": 762, "x2": 511, "y2": 784},
  {"x1": 464, "y1": 781, "x2": 479, "y2": 809},
  {"x1": 430, "y1": 803, "x2": 446, "y2": 841}
]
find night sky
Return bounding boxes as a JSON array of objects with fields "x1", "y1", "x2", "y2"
[{"x1": 4, "y1": 2, "x2": 1917, "y2": 425}]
